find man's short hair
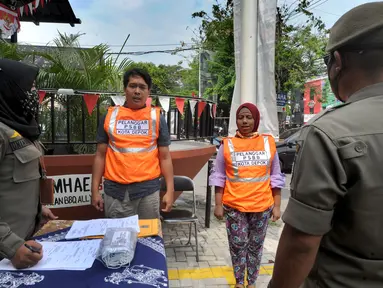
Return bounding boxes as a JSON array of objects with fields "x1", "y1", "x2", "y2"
[
  {"x1": 123, "y1": 68, "x2": 152, "y2": 89},
  {"x1": 339, "y1": 48, "x2": 383, "y2": 75}
]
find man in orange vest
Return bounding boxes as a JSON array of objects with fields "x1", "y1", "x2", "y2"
[{"x1": 91, "y1": 68, "x2": 174, "y2": 219}]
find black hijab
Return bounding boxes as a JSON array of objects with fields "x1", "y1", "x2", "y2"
[{"x1": 0, "y1": 59, "x2": 41, "y2": 141}]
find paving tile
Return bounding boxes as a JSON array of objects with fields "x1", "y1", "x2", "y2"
[
  {"x1": 169, "y1": 279, "x2": 181, "y2": 287},
  {"x1": 180, "y1": 278, "x2": 193, "y2": 286},
  {"x1": 163, "y1": 167, "x2": 291, "y2": 284}
]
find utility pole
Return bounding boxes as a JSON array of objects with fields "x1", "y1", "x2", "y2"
[{"x1": 113, "y1": 34, "x2": 130, "y2": 66}]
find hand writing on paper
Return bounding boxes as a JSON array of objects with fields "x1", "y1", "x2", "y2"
[
  {"x1": 92, "y1": 193, "x2": 104, "y2": 212},
  {"x1": 11, "y1": 240, "x2": 43, "y2": 269}
]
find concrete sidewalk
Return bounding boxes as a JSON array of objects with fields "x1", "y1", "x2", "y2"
[{"x1": 163, "y1": 164, "x2": 291, "y2": 287}]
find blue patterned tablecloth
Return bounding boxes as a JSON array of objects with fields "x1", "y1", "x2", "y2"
[{"x1": 0, "y1": 228, "x2": 168, "y2": 288}]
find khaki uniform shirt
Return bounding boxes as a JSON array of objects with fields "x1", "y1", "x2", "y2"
[
  {"x1": 0, "y1": 122, "x2": 41, "y2": 260},
  {"x1": 283, "y1": 83, "x2": 383, "y2": 288}
]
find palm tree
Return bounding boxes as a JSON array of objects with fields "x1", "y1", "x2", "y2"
[
  {"x1": 0, "y1": 39, "x2": 24, "y2": 60},
  {"x1": 29, "y1": 32, "x2": 133, "y2": 154}
]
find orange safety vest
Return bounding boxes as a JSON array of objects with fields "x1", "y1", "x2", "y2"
[
  {"x1": 103, "y1": 105, "x2": 161, "y2": 184},
  {"x1": 222, "y1": 134, "x2": 276, "y2": 212}
]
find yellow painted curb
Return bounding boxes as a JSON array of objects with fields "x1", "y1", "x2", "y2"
[{"x1": 168, "y1": 265, "x2": 274, "y2": 284}]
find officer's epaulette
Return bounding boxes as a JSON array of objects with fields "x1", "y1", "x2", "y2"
[{"x1": 306, "y1": 102, "x2": 350, "y2": 126}]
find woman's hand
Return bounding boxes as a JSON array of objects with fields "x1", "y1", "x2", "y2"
[
  {"x1": 271, "y1": 206, "x2": 281, "y2": 222},
  {"x1": 214, "y1": 205, "x2": 224, "y2": 220},
  {"x1": 42, "y1": 206, "x2": 58, "y2": 222}
]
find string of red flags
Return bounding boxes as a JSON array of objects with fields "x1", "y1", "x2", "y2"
[
  {"x1": 37, "y1": 90, "x2": 218, "y2": 118},
  {"x1": 18, "y1": 0, "x2": 51, "y2": 17}
]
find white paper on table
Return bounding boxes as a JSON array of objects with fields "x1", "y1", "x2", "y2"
[
  {"x1": 65, "y1": 215, "x2": 140, "y2": 240},
  {"x1": 0, "y1": 240, "x2": 102, "y2": 271}
]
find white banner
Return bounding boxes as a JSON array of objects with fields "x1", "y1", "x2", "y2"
[
  {"x1": 229, "y1": 0, "x2": 279, "y2": 138},
  {"x1": 111, "y1": 95, "x2": 125, "y2": 106},
  {"x1": 158, "y1": 96, "x2": 170, "y2": 112},
  {"x1": 46, "y1": 174, "x2": 104, "y2": 209}
]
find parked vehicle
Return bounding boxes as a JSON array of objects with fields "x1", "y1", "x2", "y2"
[
  {"x1": 279, "y1": 127, "x2": 300, "y2": 141},
  {"x1": 276, "y1": 131, "x2": 300, "y2": 173}
]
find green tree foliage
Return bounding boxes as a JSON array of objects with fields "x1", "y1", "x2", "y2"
[
  {"x1": 126, "y1": 59, "x2": 199, "y2": 96},
  {"x1": 0, "y1": 40, "x2": 25, "y2": 60},
  {"x1": 192, "y1": 0, "x2": 329, "y2": 113},
  {"x1": 17, "y1": 32, "x2": 133, "y2": 154},
  {"x1": 276, "y1": 2, "x2": 328, "y2": 93},
  {"x1": 192, "y1": 0, "x2": 235, "y2": 104}
]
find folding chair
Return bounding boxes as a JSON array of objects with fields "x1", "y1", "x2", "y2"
[{"x1": 160, "y1": 176, "x2": 199, "y2": 262}]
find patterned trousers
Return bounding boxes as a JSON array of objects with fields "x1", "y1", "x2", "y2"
[{"x1": 224, "y1": 205, "x2": 272, "y2": 285}]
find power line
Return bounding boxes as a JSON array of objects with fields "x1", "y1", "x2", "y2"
[
  {"x1": 310, "y1": 0, "x2": 330, "y2": 10},
  {"x1": 313, "y1": 8, "x2": 340, "y2": 17},
  {"x1": 289, "y1": 0, "x2": 328, "y2": 20},
  {"x1": 107, "y1": 47, "x2": 198, "y2": 56},
  {"x1": 289, "y1": 0, "x2": 323, "y2": 18},
  {"x1": 19, "y1": 41, "x2": 195, "y2": 48}
]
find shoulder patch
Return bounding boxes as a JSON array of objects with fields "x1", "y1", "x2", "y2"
[
  {"x1": 307, "y1": 102, "x2": 350, "y2": 125},
  {"x1": 10, "y1": 130, "x2": 21, "y2": 139},
  {"x1": 9, "y1": 137, "x2": 32, "y2": 151}
]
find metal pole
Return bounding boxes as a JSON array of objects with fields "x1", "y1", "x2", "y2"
[
  {"x1": 198, "y1": 48, "x2": 202, "y2": 98},
  {"x1": 240, "y1": 0, "x2": 258, "y2": 104},
  {"x1": 205, "y1": 159, "x2": 213, "y2": 228}
]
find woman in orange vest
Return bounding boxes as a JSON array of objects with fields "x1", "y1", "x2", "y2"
[{"x1": 209, "y1": 103, "x2": 285, "y2": 288}]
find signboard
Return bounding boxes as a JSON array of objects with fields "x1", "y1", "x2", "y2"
[
  {"x1": 308, "y1": 100, "x2": 315, "y2": 108},
  {"x1": 277, "y1": 106, "x2": 286, "y2": 113},
  {"x1": 46, "y1": 174, "x2": 104, "y2": 208},
  {"x1": 276, "y1": 93, "x2": 287, "y2": 107}
]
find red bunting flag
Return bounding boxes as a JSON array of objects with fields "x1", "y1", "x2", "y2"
[
  {"x1": 191, "y1": 91, "x2": 196, "y2": 98},
  {"x1": 83, "y1": 94, "x2": 100, "y2": 115},
  {"x1": 197, "y1": 101, "x2": 207, "y2": 118},
  {"x1": 212, "y1": 104, "x2": 217, "y2": 118},
  {"x1": 175, "y1": 98, "x2": 185, "y2": 115},
  {"x1": 40, "y1": 0, "x2": 44, "y2": 7},
  {"x1": 146, "y1": 97, "x2": 152, "y2": 107},
  {"x1": 38, "y1": 91, "x2": 46, "y2": 104}
]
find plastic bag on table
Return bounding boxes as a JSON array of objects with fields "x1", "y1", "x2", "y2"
[{"x1": 96, "y1": 227, "x2": 138, "y2": 269}]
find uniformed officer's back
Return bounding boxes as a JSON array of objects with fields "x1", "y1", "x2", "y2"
[
  {"x1": 270, "y1": 2, "x2": 383, "y2": 288},
  {"x1": 308, "y1": 84, "x2": 383, "y2": 286}
]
